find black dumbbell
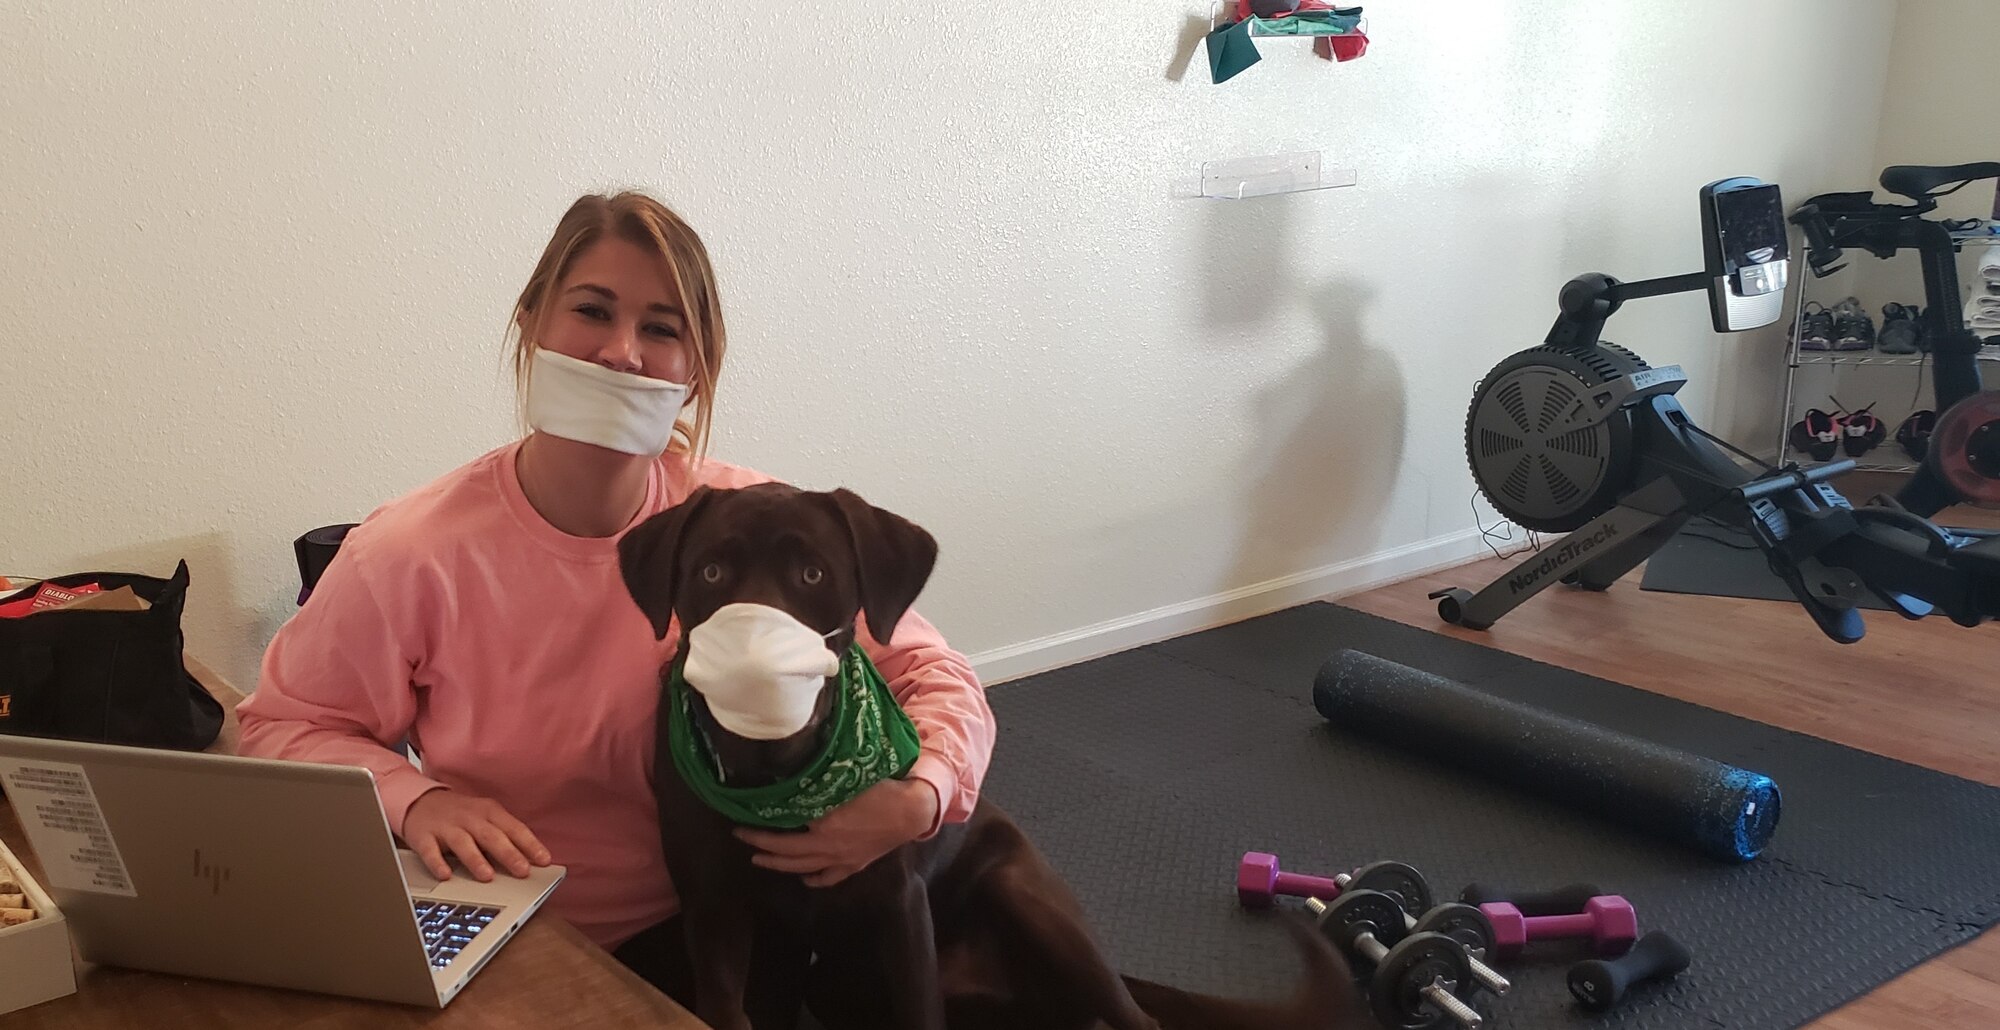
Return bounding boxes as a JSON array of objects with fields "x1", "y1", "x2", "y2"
[
  {"x1": 1458, "y1": 882, "x2": 1603, "y2": 917},
  {"x1": 1308, "y1": 890, "x2": 1487, "y2": 1030},
  {"x1": 1567, "y1": 930, "x2": 1692, "y2": 1012},
  {"x1": 1290, "y1": 870, "x2": 1510, "y2": 997},
  {"x1": 1408, "y1": 903, "x2": 1510, "y2": 996},
  {"x1": 1342, "y1": 860, "x2": 1435, "y2": 920}
]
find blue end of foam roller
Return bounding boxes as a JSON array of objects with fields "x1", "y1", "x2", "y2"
[{"x1": 1721, "y1": 770, "x2": 1782, "y2": 862}]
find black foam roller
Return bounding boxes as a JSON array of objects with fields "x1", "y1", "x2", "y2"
[{"x1": 1313, "y1": 650, "x2": 1780, "y2": 863}]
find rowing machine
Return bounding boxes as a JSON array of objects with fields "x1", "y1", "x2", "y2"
[{"x1": 1434, "y1": 177, "x2": 2000, "y2": 643}]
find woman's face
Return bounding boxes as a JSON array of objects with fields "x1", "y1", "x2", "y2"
[{"x1": 534, "y1": 237, "x2": 694, "y2": 384}]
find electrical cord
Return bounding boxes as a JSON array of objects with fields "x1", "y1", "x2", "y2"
[{"x1": 1471, "y1": 489, "x2": 1515, "y2": 560}]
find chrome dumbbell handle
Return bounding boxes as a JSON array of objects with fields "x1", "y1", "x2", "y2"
[
  {"x1": 1459, "y1": 946, "x2": 1510, "y2": 996},
  {"x1": 1308, "y1": 897, "x2": 1390, "y2": 963},
  {"x1": 1308, "y1": 901, "x2": 1484, "y2": 1030},
  {"x1": 1420, "y1": 979, "x2": 1484, "y2": 1029},
  {"x1": 1338, "y1": 875, "x2": 1511, "y2": 998}
]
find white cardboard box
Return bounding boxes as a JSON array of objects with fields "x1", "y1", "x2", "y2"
[{"x1": 0, "y1": 836, "x2": 77, "y2": 1016}]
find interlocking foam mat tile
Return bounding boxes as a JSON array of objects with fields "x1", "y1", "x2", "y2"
[{"x1": 983, "y1": 602, "x2": 2000, "y2": 1028}]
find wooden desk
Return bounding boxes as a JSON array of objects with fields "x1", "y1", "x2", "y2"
[{"x1": 0, "y1": 658, "x2": 707, "y2": 1029}]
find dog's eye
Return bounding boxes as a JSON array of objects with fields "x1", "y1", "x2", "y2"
[
  {"x1": 801, "y1": 566, "x2": 824, "y2": 586},
  {"x1": 700, "y1": 563, "x2": 724, "y2": 584}
]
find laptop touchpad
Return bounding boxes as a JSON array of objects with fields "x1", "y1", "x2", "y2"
[{"x1": 398, "y1": 850, "x2": 444, "y2": 894}]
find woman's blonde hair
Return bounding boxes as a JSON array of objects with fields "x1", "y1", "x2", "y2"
[{"x1": 509, "y1": 191, "x2": 726, "y2": 460}]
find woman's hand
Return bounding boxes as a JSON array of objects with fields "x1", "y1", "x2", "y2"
[
  {"x1": 734, "y1": 778, "x2": 940, "y2": 888},
  {"x1": 402, "y1": 788, "x2": 552, "y2": 882}
]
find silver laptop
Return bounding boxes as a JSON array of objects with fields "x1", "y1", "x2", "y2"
[{"x1": 0, "y1": 734, "x2": 565, "y2": 1007}]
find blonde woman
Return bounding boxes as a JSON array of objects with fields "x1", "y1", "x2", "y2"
[{"x1": 237, "y1": 192, "x2": 994, "y2": 1000}]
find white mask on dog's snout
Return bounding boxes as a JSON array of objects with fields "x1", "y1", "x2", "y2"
[{"x1": 681, "y1": 603, "x2": 842, "y2": 740}]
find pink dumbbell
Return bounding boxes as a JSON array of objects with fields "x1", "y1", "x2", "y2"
[
  {"x1": 1236, "y1": 852, "x2": 1432, "y2": 916},
  {"x1": 1239, "y1": 851, "x2": 1342, "y2": 908},
  {"x1": 1480, "y1": 895, "x2": 1637, "y2": 959}
]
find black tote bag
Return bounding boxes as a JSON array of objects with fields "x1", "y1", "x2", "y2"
[{"x1": 0, "y1": 560, "x2": 224, "y2": 751}]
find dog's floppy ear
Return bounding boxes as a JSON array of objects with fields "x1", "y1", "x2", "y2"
[
  {"x1": 617, "y1": 486, "x2": 714, "y2": 640},
  {"x1": 821, "y1": 488, "x2": 938, "y2": 643}
]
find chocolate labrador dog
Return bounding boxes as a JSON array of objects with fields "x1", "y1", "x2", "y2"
[{"x1": 618, "y1": 483, "x2": 1356, "y2": 1030}]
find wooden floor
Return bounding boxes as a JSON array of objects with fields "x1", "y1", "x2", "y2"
[{"x1": 1341, "y1": 490, "x2": 2000, "y2": 1029}]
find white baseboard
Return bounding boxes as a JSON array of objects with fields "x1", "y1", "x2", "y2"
[{"x1": 967, "y1": 526, "x2": 1526, "y2": 685}]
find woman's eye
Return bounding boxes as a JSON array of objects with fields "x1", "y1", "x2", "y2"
[
  {"x1": 645, "y1": 323, "x2": 680, "y2": 339},
  {"x1": 701, "y1": 563, "x2": 724, "y2": 584},
  {"x1": 801, "y1": 566, "x2": 824, "y2": 586},
  {"x1": 574, "y1": 303, "x2": 610, "y2": 321}
]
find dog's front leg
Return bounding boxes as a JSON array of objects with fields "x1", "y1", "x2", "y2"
[
  {"x1": 873, "y1": 873, "x2": 944, "y2": 1030},
  {"x1": 679, "y1": 896, "x2": 758, "y2": 1030},
  {"x1": 812, "y1": 861, "x2": 944, "y2": 1030},
  {"x1": 656, "y1": 762, "x2": 761, "y2": 1030}
]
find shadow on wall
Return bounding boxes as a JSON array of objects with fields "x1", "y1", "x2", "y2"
[
  {"x1": 1191, "y1": 183, "x2": 1404, "y2": 592},
  {"x1": 1166, "y1": 12, "x2": 1213, "y2": 83},
  {"x1": 1228, "y1": 278, "x2": 1406, "y2": 593},
  {"x1": 1199, "y1": 192, "x2": 1297, "y2": 335}
]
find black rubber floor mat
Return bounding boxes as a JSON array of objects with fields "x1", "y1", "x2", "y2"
[
  {"x1": 982, "y1": 601, "x2": 2000, "y2": 1029},
  {"x1": 1638, "y1": 523, "x2": 1894, "y2": 609}
]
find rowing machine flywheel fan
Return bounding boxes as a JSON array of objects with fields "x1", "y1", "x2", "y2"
[
  {"x1": 1464, "y1": 344, "x2": 1652, "y2": 532},
  {"x1": 1926, "y1": 389, "x2": 2000, "y2": 509}
]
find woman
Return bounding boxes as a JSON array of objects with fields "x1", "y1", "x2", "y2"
[{"x1": 236, "y1": 191, "x2": 995, "y2": 998}]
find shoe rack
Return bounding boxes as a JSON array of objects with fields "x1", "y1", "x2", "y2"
[{"x1": 1774, "y1": 234, "x2": 2000, "y2": 473}]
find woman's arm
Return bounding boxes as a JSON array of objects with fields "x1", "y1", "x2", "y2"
[
  {"x1": 236, "y1": 544, "x2": 446, "y2": 836},
  {"x1": 863, "y1": 608, "x2": 994, "y2": 839}
]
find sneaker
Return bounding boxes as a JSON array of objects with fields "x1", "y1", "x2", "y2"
[
  {"x1": 1830, "y1": 296, "x2": 1875, "y2": 351},
  {"x1": 1878, "y1": 303, "x2": 1923, "y2": 354},
  {"x1": 1789, "y1": 408, "x2": 1841, "y2": 461},
  {"x1": 1834, "y1": 402, "x2": 1887, "y2": 457},
  {"x1": 1896, "y1": 410, "x2": 1937, "y2": 461},
  {"x1": 1791, "y1": 302, "x2": 1835, "y2": 351}
]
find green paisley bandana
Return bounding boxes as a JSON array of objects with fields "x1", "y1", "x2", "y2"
[{"x1": 666, "y1": 643, "x2": 921, "y2": 829}]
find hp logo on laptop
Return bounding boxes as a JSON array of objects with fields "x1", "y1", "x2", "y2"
[{"x1": 193, "y1": 849, "x2": 232, "y2": 896}]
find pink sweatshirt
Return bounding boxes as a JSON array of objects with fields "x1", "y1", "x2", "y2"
[{"x1": 235, "y1": 440, "x2": 995, "y2": 952}]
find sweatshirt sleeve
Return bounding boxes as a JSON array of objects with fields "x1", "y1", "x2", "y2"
[
  {"x1": 235, "y1": 541, "x2": 446, "y2": 837},
  {"x1": 862, "y1": 609, "x2": 994, "y2": 839}
]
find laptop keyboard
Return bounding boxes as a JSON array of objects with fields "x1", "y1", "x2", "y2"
[{"x1": 413, "y1": 900, "x2": 502, "y2": 969}]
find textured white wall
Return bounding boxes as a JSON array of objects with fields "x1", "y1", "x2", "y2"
[
  {"x1": 1875, "y1": 0, "x2": 2000, "y2": 179},
  {"x1": 2, "y1": 0, "x2": 1896, "y2": 691},
  {"x1": 1848, "y1": 0, "x2": 1999, "y2": 310}
]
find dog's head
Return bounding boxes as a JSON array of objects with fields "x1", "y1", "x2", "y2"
[{"x1": 616, "y1": 483, "x2": 939, "y2": 648}]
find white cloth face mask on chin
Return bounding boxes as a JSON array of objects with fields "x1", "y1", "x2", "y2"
[{"x1": 682, "y1": 603, "x2": 842, "y2": 740}]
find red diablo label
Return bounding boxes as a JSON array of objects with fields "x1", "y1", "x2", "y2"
[
  {"x1": 32, "y1": 583, "x2": 97, "y2": 608},
  {"x1": 0, "y1": 581, "x2": 102, "y2": 618}
]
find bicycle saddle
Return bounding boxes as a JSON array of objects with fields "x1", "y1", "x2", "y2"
[{"x1": 1879, "y1": 162, "x2": 2000, "y2": 202}]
